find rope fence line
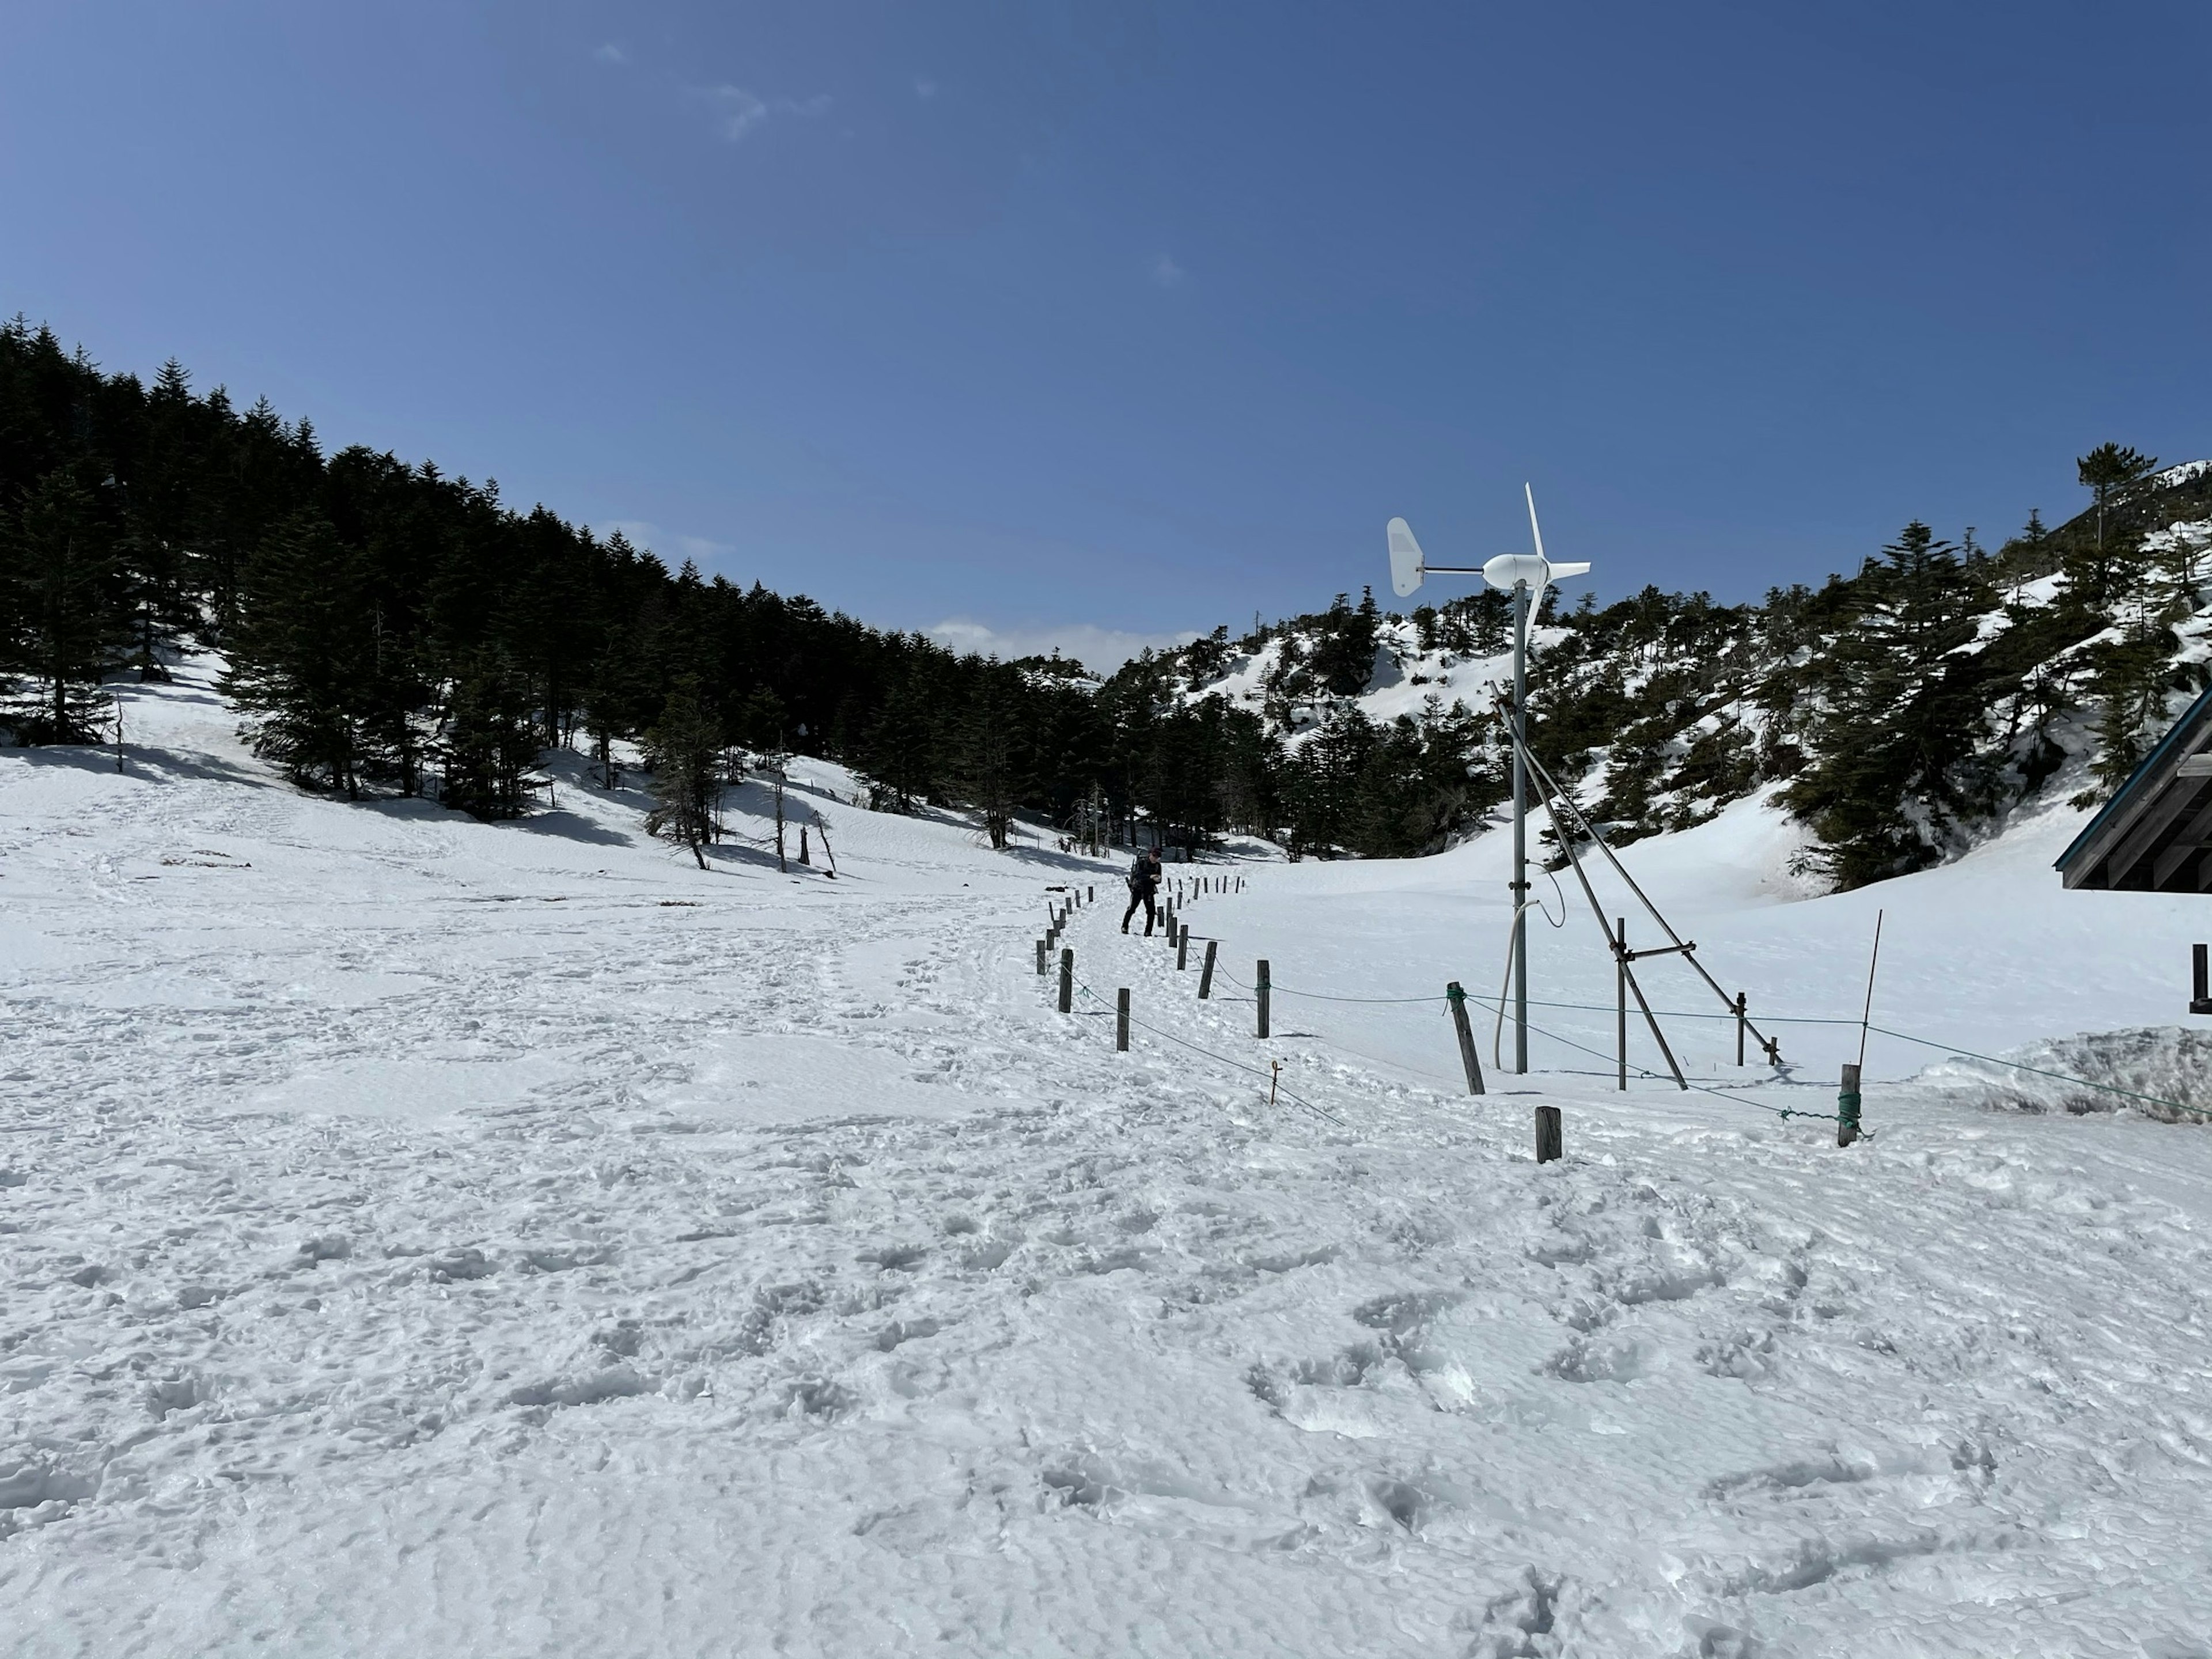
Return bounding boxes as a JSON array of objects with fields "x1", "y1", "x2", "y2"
[
  {"x1": 1069, "y1": 979, "x2": 1346, "y2": 1127},
  {"x1": 1217, "y1": 962, "x2": 2203, "y2": 1122},
  {"x1": 1226, "y1": 964, "x2": 1849, "y2": 1124},
  {"x1": 1048, "y1": 898, "x2": 2194, "y2": 1132},
  {"x1": 1037, "y1": 874, "x2": 2209, "y2": 1131}
]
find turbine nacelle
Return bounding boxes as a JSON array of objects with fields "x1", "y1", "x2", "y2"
[{"x1": 1385, "y1": 485, "x2": 1590, "y2": 599}]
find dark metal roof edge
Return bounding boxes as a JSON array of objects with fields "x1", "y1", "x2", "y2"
[{"x1": 2055, "y1": 680, "x2": 2212, "y2": 873}]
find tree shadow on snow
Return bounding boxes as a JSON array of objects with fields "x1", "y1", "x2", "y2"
[
  {"x1": 504, "y1": 807, "x2": 633, "y2": 847},
  {"x1": 4, "y1": 742, "x2": 272, "y2": 792},
  {"x1": 701, "y1": 839, "x2": 834, "y2": 877}
]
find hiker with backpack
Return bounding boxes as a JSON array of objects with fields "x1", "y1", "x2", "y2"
[{"x1": 1122, "y1": 846, "x2": 1163, "y2": 935}]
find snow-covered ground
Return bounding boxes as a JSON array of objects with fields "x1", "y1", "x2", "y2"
[{"x1": 5, "y1": 665, "x2": 2212, "y2": 1657}]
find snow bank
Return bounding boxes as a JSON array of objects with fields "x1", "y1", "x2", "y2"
[{"x1": 1913, "y1": 1026, "x2": 2212, "y2": 1122}]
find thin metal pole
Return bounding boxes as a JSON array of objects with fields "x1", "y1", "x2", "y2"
[
  {"x1": 1856, "y1": 908, "x2": 1885, "y2": 1070},
  {"x1": 1516, "y1": 733, "x2": 1785, "y2": 1067},
  {"x1": 1525, "y1": 751, "x2": 1687, "y2": 1093},
  {"x1": 1511, "y1": 581, "x2": 1530, "y2": 1074},
  {"x1": 1615, "y1": 916, "x2": 1627, "y2": 1091},
  {"x1": 1621, "y1": 957, "x2": 1688, "y2": 1090}
]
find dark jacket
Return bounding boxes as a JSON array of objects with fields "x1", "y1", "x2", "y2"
[{"x1": 1128, "y1": 853, "x2": 1161, "y2": 894}]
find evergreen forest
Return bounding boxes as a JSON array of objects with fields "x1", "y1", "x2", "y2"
[{"x1": 5, "y1": 317, "x2": 2208, "y2": 891}]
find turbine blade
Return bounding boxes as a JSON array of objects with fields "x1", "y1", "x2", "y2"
[
  {"x1": 1525, "y1": 483, "x2": 1545, "y2": 564},
  {"x1": 1386, "y1": 516, "x2": 1426, "y2": 597}
]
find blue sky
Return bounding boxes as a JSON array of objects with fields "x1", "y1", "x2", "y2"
[{"x1": 6, "y1": 2, "x2": 2209, "y2": 666}]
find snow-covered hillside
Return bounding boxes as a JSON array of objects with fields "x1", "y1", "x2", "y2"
[
  {"x1": 5, "y1": 667, "x2": 2212, "y2": 1657},
  {"x1": 1165, "y1": 475, "x2": 2212, "y2": 876}
]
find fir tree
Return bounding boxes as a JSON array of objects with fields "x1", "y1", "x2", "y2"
[
  {"x1": 221, "y1": 512, "x2": 378, "y2": 796},
  {"x1": 642, "y1": 678, "x2": 724, "y2": 869},
  {"x1": 1783, "y1": 523, "x2": 1994, "y2": 888},
  {"x1": 948, "y1": 669, "x2": 1029, "y2": 851},
  {"x1": 1, "y1": 467, "x2": 126, "y2": 743},
  {"x1": 440, "y1": 653, "x2": 539, "y2": 820},
  {"x1": 859, "y1": 673, "x2": 937, "y2": 813}
]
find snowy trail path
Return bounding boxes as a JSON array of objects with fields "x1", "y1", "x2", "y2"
[{"x1": 6, "y1": 674, "x2": 2212, "y2": 1657}]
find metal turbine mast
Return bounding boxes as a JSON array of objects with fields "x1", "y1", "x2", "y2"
[{"x1": 1387, "y1": 486, "x2": 1589, "y2": 1073}]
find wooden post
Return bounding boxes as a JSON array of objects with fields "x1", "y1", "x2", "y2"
[
  {"x1": 1256, "y1": 959, "x2": 1270, "y2": 1039},
  {"x1": 1176, "y1": 926, "x2": 1190, "y2": 970},
  {"x1": 1088, "y1": 885, "x2": 1094, "y2": 903},
  {"x1": 1116, "y1": 988, "x2": 1130, "y2": 1051},
  {"x1": 1535, "y1": 1105, "x2": 1563, "y2": 1164},
  {"x1": 1838, "y1": 1062, "x2": 1862, "y2": 1147},
  {"x1": 1446, "y1": 982, "x2": 1484, "y2": 1095},
  {"x1": 1059, "y1": 948, "x2": 1074, "y2": 1014},
  {"x1": 1198, "y1": 940, "x2": 1217, "y2": 999},
  {"x1": 1615, "y1": 916, "x2": 1628, "y2": 1092},
  {"x1": 1735, "y1": 992, "x2": 1747, "y2": 1065},
  {"x1": 2194, "y1": 944, "x2": 2211, "y2": 1013},
  {"x1": 799, "y1": 825, "x2": 810, "y2": 865},
  {"x1": 1036, "y1": 938, "x2": 1047, "y2": 975}
]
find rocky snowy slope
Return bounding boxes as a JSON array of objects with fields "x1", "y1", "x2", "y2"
[
  {"x1": 5, "y1": 666, "x2": 2212, "y2": 1657},
  {"x1": 1160, "y1": 463, "x2": 2212, "y2": 871}
]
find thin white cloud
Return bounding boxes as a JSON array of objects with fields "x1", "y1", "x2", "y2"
[
  {"x1": 703, "y1": 85, "x2": 831, "y2": 143},
  {"x1": 593, "y1": 43, "x2": 627, "y2": 66},
  {"x1": 914, "y1": 76, "x2": 939, "y2": 99},
  {"x1": 1150, "y1": 252, "x2": 1185, "y2": 289},
  {"x1": 597, "y1": 520, "x2": 732, "y2": 567},
  {"x1": 927, "y1": 618, "x2": 1199, "y2": 674}
]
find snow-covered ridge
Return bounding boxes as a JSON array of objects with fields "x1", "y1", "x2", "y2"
[{"x1": 2152, "y1": 457, "x2": 2212, "y2": 490}]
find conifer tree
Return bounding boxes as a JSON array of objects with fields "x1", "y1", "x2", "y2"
[
  {"x1": 1783, "y1": 522, "x2": 1994, "y2": 888},
  {"x1": 440, "y1": 653, "x2": 539, "y2": 819},
  {"x1": 116, "y1": 515, "x2": 198, "y2": 681},
  {"x1": 221, "y1": 512, "x2": 378, "y2": 795},
  {"x1": 1, "y1": 467, "x2": 126, "y2": 743},
  {"x1": 949, "y1": 669, "x2": 1029, "y2": 851},
  {"x1": 642, "y1": 677, "x2": 724, "y2": 869},
  {"x1": 859, "y1": 673, "x2": 937, "y2": 812},
  {"x1": 2075, "y1": 443, "x2": 2159, "y2": 557}
]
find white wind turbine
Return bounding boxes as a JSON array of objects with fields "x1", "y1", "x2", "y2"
[{"x1": 1387, "y1": 485, "x2": 1590, "y2": 1074}]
